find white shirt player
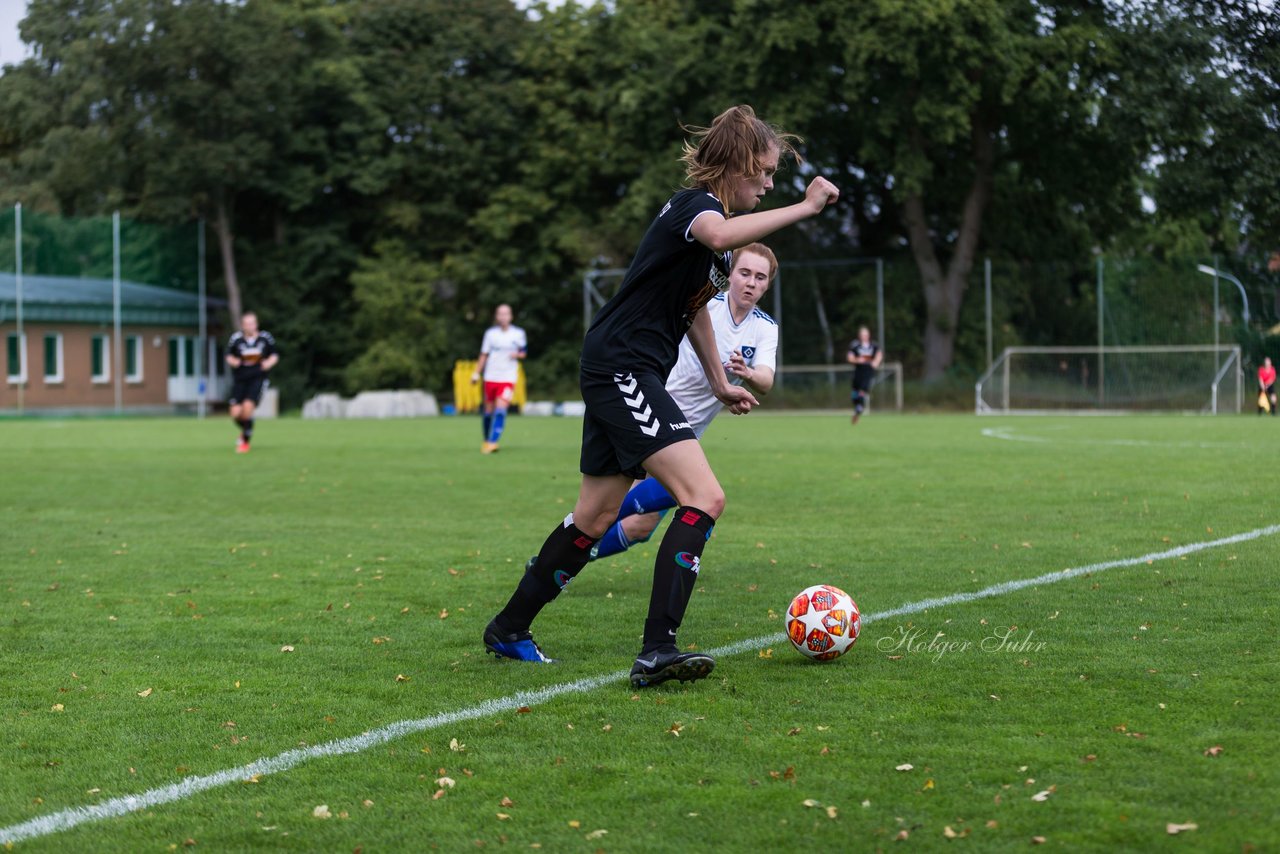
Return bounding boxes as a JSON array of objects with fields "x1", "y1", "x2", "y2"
[
  {"x1": 665, "y1": 292, "x2": 778, "y2": 437},
  {"x1": 480, "y1": 325, "x2": 527, "y2": 384}
]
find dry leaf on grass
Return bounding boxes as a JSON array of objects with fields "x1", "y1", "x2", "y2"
[
  {"x1": 825, "y1": 806, "x2": 838, "y2": 819},
  {"x1": 668, "y1": 723, "x2": 684, "y2": 737},
  {"x1": 51, "y1": 704, "x2": 64, "y2": 712},
  {"x1": 894, "y1": 829, "x2": 909, "y2": 841},
  {"x1": 500, "y1": 797, "x2": 514, "y2": 807},
  {"x1": 567, "y1": 820, "x2": 581, "y2": 829},
  {"x1": 312, "y1": 805, "x2": 331, "y2": 819},
  {"x1": 394, "y1": 674, "x2": 410, "y2": 683},
  {"x1": 758, "y1": 648, "x2": 773, "y2": 659},
  {"x1": 1166, "y1": 822, "x2": 1198, "y2": 835},
  {"x1": 280, "y1": 645, "x2": 294, "y2": 653},
  {"x1": 584, "y1": 829, "x2": 607, "y2": 840},
  {"x1": 431, "y1": 789, "x2": 445, "y2": 801},
  {"x1": 1203, "y1": 745, "x2": 1223, "y2": 757},
  {"x1": 496, "y1": 813, "x2": 510, "y2": 821},
  {"x1": 895, "y1": 763, "x2": 914, "y2": 771},
  {"x1": 1031, "y1": 790, "x2": 1052, "y2": 802},
  {"x1": 137, "y1": 688, "x2": 153, "y2": 698},
  {"x1": 435, "y1": 776, "x2": 455, "y2": 789},
  {"x1": 449, "y1": 738, "x2": 466, "y2": 752},
  {"x1": 1031, "y1": 836, "x2": 1047, "y2": 844}
]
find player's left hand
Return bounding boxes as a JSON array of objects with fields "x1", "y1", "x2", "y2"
[
  {"x1": 726, "y1": 349, "x2": 753, "y2": 382},
  {"x1": 717, "y1": 384, "x2": 758, "y2": 415}
]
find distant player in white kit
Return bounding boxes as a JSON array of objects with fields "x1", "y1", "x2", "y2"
[
  {"x1": 472, "y1": 304, "x2": 527, "y2": 454},
  {"x1": 587, "y1": 242, "x2": 780, "y2": 559}
]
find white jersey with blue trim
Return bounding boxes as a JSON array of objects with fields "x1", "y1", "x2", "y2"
[{"x1": 665, "y1": 293, "x2": 778, "y2": 438}]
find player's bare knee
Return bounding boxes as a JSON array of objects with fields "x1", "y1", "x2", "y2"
[{"x1": 696, "y1": 489, "x2": 726, "y2": 520}]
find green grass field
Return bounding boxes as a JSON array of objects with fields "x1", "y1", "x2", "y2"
[{"x1": 2, "y1": 413, "x2": 1278, "y2": 852}]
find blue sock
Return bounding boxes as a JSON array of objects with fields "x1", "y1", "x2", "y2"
[
  {"x1": 482, "y1": 412, "x2": 493, "y2": 439},
  {"x1": 489, "y1": 410, "x2": 507, "y2": 444},
  {"x1": 619, "y1": 477, "x2": 677, "y2": 519},
  {"x1": 593, "y1": 522, "x2": 632, "y2": 560},
  {"x1": 593, "y1": 508, "x2": 669, "y2": 560}
]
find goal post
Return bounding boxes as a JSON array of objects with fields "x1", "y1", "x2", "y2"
[{"x1": 975, "y1": 345, "x2": 1243, "y2": 415}]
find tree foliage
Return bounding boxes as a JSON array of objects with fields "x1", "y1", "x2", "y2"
[{"x1": 1, "y1": 0, "x2": 1275, "y2": 399}]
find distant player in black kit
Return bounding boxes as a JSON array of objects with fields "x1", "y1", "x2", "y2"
[
  {"x1": 483, "y1": 105, "x2": 839, "y2": 687},
  {"x1": 225, "y1": 311, "x2": 278, "y2": 453},
  {"x1": 847, "y1": 325, "x2": 882, "y2": 425}
]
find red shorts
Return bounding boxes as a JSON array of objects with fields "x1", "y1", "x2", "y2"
[{"x1": 483, "y1": 381, "x2": 515, "y2": 405}]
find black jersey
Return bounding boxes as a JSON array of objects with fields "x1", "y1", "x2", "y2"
[
  {"x1": 849, "y1": 338, "x2": 880, "y2": 388},
  {"x1": 227, "y1": 331, "x2": 278, "y2": 382},
  {"x1": 580, "y1": 189, "x2": 731, "y2": 377}
]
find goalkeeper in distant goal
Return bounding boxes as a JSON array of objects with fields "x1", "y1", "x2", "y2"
[
  {"x1": 1259, "y1": 356, "x2": 1276, "y2": 416},
  {"x1": 847, "y1": 325, "x2": 882, "y2": 425}
]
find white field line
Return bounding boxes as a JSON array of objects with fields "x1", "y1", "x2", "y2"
[
  {"x1": 3, "y1": 523, "x2": 1278, "y2": 846},
  {"x1": 980, "y1": 425, "x2": 1243, "y2": 449}
]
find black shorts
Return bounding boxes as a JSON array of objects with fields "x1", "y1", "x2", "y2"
[
  {"x1": 1265, "y1": 384, "x2": 1276, "y2": 396},
  {"x1": 230, "y1": 376, "x2": 267, "y2": 406},
  {"x1": 579, "y1": 367, "x2": 697, "y2": 479}
]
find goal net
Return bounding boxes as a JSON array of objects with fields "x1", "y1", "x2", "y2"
[{"x1": 975, "y1": 346, "x2": 1242, "y2": 414}]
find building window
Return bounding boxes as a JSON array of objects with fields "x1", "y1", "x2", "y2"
[
  {"x1": 91, "y1": 335, "x2": 110, "y2": 383},
  {"x1": 125, "y1": 335, "x2": 143, "y2": 382},
  {"x1": 169, "y1": 336, "x2": 197, "y2": 378},
  {"x1": 43, "y1": 333, "x2": 64, "y2": 383},
  {"x1": 6, "y1": 333, "x2": 26, "y2": 382}
]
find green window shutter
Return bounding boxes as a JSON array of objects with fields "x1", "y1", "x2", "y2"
[
  {"x1": 6, "y1": 334, "x2": 18, "y2": 378},
  {"x1": 168, "y1": 338, "x2": 179, "y2": 377},
  {"x1": 184, "y1": 337, "x2": 195, "y2": 377},
  {"x1": 126, "y1": 336, "x2": 138, "y2": 376},
  {"x1": 44, "y1": 335, "x2": 58, "y2": 377},
  {"x1": 92, "y1": 337, "x2": 103, "y2": 377}
]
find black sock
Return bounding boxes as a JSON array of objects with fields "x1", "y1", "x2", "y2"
[
  {"x1": 235, "y1": 418, "x2": 248, "y2": 438},
  {"x1": 642, "y1": 506, "x2": 715, "y2": 651},
  {"x1": 243, "y1": 418, "x2": 254, "y2": 442},
  {"x1": 494, "y1": 514, "x2": 598, "y2": 633}
]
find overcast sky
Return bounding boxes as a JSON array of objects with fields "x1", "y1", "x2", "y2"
[{"x1": 0, "y1": 0, "x2": 30, "y2": 69}]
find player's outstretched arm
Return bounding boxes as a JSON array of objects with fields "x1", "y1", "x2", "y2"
[
  {"x1": 688, "y1": 309, "x2": 757, "y2": 415},
  {"x1": 690, "y1": 177, "x2": 839, "y2": 253},
  {"x1": 472, "y1": 352, "x2": 488, "y2": 383}
]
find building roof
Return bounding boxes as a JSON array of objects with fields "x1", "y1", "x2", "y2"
[{"x1": 0, "y1": 273, "x2": 219, "y2": 326}]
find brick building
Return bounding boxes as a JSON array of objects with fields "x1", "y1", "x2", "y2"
[{"x1": 1, "y1": 273, "x2": 227, "y2": 413}]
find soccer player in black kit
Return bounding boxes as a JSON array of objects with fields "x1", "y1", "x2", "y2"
[
  {"x1": 847, "y1": 325, "x2": 882, "y2": 425},
  {"x1": 225, "y1": 311, "x2": 278, "y2": 453},
  {"x1": 483, "y1": 105, "x2": 839, "y2": 687}
]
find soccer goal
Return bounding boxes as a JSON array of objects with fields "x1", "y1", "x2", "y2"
[{"x1": 975, "y1": 345, "x2": 1243, "y2": 414}]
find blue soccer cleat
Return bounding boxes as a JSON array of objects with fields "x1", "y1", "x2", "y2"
[{"x1": 484, "y1": 618, "x2": 555, "y2": 663}]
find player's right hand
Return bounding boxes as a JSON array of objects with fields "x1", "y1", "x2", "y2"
[
  {"x1": 717, "y1": 384, "x2": 759, "y2": 415},
  {"x1": 470, "y1": 373, "x2": 480, "y2": 384},
  {"x1": 804, "y1": 177, "x2": 839, "y2": 214}
]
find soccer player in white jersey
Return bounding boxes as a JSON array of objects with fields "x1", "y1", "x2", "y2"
[
  {"x1": 589, "y1": 242, "x2": 780, "y2": 559},
  {"x1": 471, "y1": 304, "x2": 527, "y2": 453}
]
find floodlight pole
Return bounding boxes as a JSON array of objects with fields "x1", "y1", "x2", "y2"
[
  {"x1": 984, "y1": 257, "x2": 993, "y2": 369},
  {"x1": 15, "y1": 203, "x2": 23, "y2": 414},
  {"x1": 197, "y1": 218, "x2": 207, "y2": 419},
  {"x1": 1197, "y1": 264, "x2": 1250, "y2": 326},
  {"x1": 875, "y1": 257, "x2": 885, "y2": 357},
  {"x1": 1097, "y1": 256, "x2": 1105, "y2": 406},
  {"x1": 113, "y1": 211, "x2": 122, "y2": 414}
]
